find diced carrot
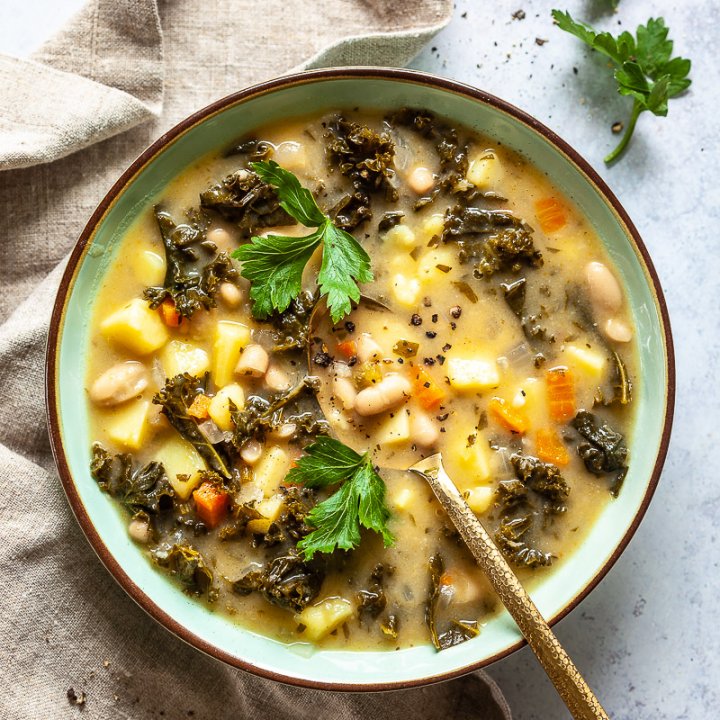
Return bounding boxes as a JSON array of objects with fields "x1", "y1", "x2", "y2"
[
  {"x1": 159, "y1": 297, "x2": 182, "y2": 327},
  {"x1": 489, "y1": 397, "x2": 529, "y2": 434},
  {"x1": 193, "y1": 482, "x2": 230, "y2": 529},
  {"x1": 336, "y1": 339, "x2": 357, "y2": 358},
  {"x1": 536, "y1": 428, "x2": 570, "y2": 467},
  {"x1": 411, "y1": 366, "x2": 446, "y2": 410},
  {"x1": 546, "y1": 367, "x2": 575, "y2": 422},
  {"x1": 534, "y1": 197, "x2": 567, "y2": 234},
  {"x1": 188, "y1": 393, "x2": 211, "y2": 420}
]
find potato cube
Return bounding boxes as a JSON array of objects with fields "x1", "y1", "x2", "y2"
[
  {"x1": 253, "y1": 445, "x2": 292, "y2": 496},
  {"x1": 272, "y1": 141, "x2": 306, "y2": 172},
  {"x1": 376, "y1": 409, "x2": 411, "y2": 446},
  {"x1": 383, "y1": 224, "x2": 416, "y2": 249},
  {"x1": 419, "y1": 213, "x2": 445, "y2": 242},
  {"x1": 132, "y1": 249, "x2": 166, "y2": 287},
  {"x1": 563, "y1": 344, "x2": 607, "y2": 382},
  {"x1": 212, "y1": 321, "x2": 251, "y2": 388},
  {"x1": 389, "y1": 483, "x2": 425, "y2": 513},
  {"x1": 106, "y1": 400, "x2": 152, "y2": 450},
  {"x1": 100, "y1": 298, "x2": 168, "y2": 355},
  {"x1": 256, "y1": 494, "x2": 285, "y2": 522},
  {"x1": 447, "y1": 431, "x2": 493, "y2": 489},
  {"x1": 295, "y1": 598, "x2": 354, "y2": 642},
  {"x1": 208, "y1": 383, "x2": 245, "y2": 432},
  {"x1": 246, "y1": 518, "x2": 273, "y2": 535},
  {"x1": 391, "y1": 274, "x2": 421, "y2": 308},
  {"x1": 160, "y1": 340, "x2": 210, "y2": 379},
  {"x1": 417, "y1": 247, "x2": 456, "y2": 284},
  {"x1": 154, "y1": 435, "x2": 206, "y2": 500},
  {"x1": 465, "y1": 486, "x2": 495, "y2": 515},
  {"x1": 467, "y1": 151, "x2": 503, "y2": 189},
  {"x1": 446, "y1": 357, "x2": 500, "y2": 392}
]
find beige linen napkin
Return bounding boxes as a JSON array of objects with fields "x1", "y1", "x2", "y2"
[{"x1": 0, "y1": 1, "x2": 512, "y2": 717}]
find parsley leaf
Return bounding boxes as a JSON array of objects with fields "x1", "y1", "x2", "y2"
[
  {"x1": 233, "y1": 161, "x2": 373, "y2": 323},
  {"x1": 233, "y1": 229, "x2": 323, "y2": 319},
  {"x1": 286, "y1": 436, "x2": 395, "y2": 559},
  {"x1": 552, "y1": 11, "x2": 691, "y2": 164},
  {"x1": 318, "y1": 223, "x2": 374, "y2": 321}
]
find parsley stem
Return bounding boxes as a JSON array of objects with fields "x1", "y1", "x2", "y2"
[{"x1": 604, "y1": 101, "x2": 642, "y2": 165}]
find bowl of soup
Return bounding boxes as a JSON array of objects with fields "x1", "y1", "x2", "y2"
[{"x1": 46, "y1": 67, "x2": 674, "y2": 689}]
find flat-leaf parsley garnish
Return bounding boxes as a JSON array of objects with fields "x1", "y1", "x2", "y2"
[
  {"x1": 285, "y1": 436, "x2": 395, "y2": 560},
  {"x1": 232, "y1": 161, "x2": 373, "y2": 323},
  {"x1": 552, "y1": 11, "x2": 692, "y2": 164}
]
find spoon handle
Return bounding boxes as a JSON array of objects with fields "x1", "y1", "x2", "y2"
[{"x1": 413, "y1": 460, "x2": 610, "y2": 720}]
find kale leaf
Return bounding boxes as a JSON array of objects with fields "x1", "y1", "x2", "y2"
[
  {"x1": 232, "y1": 550, "x2": 325, "y2": 612},
  {"x1": 261, "y1": 290, "x2": 318, "y2": 352},
  {"x1": 425, "y1": 555, "x2": 480, "y2": 651},
  {"x1": 151, "y1": 544, "x2": 217, "y2": 600},
  {"x1": 325, "y1": 116, "x2": 398, "y2": 202},
  {"x1": 200, "y1": 168, "x2": 295, "y2": 237},
  {"x1": 144, "y1": 206, "x2": 240, "y2": 319},
  {"x1": 230, "y1": 375, "x2": 330, "y2": 449},
  {"x1": 492, "y1": 453, "x2": 569, "y2": 568},
  {"x1": 90, "y1": 443, "x2": 174, "y2": 516},
  {"x1": 442, "y1": 205, "x2": 542, "y2": 277},
  {"x1": 388, "y1": 108, "x2": 472, "y2": 209},
  {"x1": 153, "y1": 373, "x2": 232, "y2": 478},
  {"x1": 356, "y1": 563, "x2": 393, "y2": 623},
  {"x1": 495, "y1": 516, "x2": 554, "y2": 569},
  {"x1": 572, "y1": 410, "x2": 629, "y2": 496}
]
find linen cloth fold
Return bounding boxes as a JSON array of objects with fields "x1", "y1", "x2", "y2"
[{"x1": 0, "y1": 1, "x2": 513, "y2": 717}]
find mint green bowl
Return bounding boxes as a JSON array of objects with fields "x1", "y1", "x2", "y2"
[{"x1": 46, "y1": 68, "x2": 674, "y2": 690}]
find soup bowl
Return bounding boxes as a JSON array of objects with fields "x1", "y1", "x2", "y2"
[{"x1": 46, "y1": 67, "x2": 674, "y2": 690}]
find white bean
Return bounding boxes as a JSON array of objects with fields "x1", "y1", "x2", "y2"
[
  {"x1": 272, "y1": 423, "x2": 297, "y2": 440},
  {"x1": 207, "y1": 227, "x2": 234, "y2": 252},
  {"x1": 333, "y1": 376, "x2": 357, "y2": 411},
  {"x1": 411, "y1": 410, "x2": 440, "y2": 447},
  {"x1": 356, "y1": 333, "x2": 382, "y2": 363},
  {"x1": 128, "y1": 517, "x2": 152, "y2": 544},
  {"x1": 586, "y1": 261, "x2": 623, "y2": 315},
  {"x1": 219, "y1": 282, "x2": 244, "y2": 308},
  {"x1": 240, "y1": 439, "x2": 264, "y2": 465},
  {"x1": 354, "y1": 374, "x2": 412, "y2": 416},
  {"x1": 603, "y1": 317, "x2": 633, "y2": 343},
  {"x1": 89, "y1": 361, "x2": 148, "y2": 407},
  {"x1": 265, "y1": 364, "x2": 292, "y2": 391},
  {"x1": 407, "y1": 166, "x2": 435, "y2": 194},
  {"x1": 235, "y1": 344, "x2": 269, "y2": 377}
]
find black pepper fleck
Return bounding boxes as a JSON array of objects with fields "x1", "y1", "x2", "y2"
[
  {"x1": 423, "y1": 357, "x2": 436, "y2": 366},
  {"x1": 450, "y1": 305, "x2": 462, "y2": 318},
  {"x1": 431, "y1": 314, "x2": 439, "y2": 323},
  {"x1": 344, "y1": 321, "x2": 355, "y2": 333},
  {"x1": 313, "y1": 351, "x2": 333, "y2": 367},
  {"x1": 436, "y1": 354, "x2": 446, "y2": 365},
  {"x1": 442, "y1": 343, "x2": 452, "y2": 352},
  {"x1": 410, "y1": 313, "x2": 422, "y2": 326},
  {"x1": 425, "y1": 331, "x2": 437, "y2": 339}
]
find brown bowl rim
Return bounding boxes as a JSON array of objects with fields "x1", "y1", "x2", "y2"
[{"x1": 45, "y1": 66, "x2": 675, "y2": 692}]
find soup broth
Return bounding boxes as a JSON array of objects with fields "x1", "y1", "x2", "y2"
[{"x1": 86, "y1": 109, "x2": 635, "y2": 651}]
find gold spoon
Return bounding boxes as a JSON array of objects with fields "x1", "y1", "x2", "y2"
[{"x1": 409, "y1": 454, "x2": 609, "y2": 720}]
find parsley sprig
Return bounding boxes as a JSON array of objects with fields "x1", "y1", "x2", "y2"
[
  {"x1": 286, "y1": 437, "x2": 395, "y2": 560},
  {"x1": 552, "y1": 11, "x2": 692, "y2": 164},
  {"x1": 232, "y1": 161, "x2": 373, "y2": 323}
]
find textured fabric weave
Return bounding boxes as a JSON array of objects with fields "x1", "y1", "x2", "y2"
[{"x1": 0, "y1": 1, "x2": 513, "y2": 717}]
